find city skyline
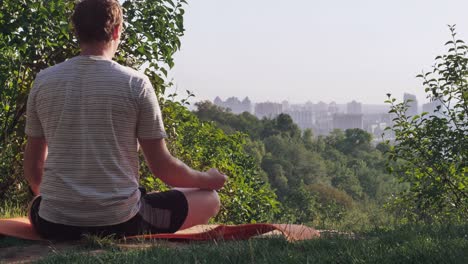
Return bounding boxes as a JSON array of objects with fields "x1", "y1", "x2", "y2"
[
  {"x1": 171, "y1": 0, "x2": 468, "y2": 105},
  {"x1": 209, "y1": 91, "x2": 440, "y2": 140},
  {"x1": 211, "y1": 95, "x2": 400, "y2": 139},
  {"x1": 209, "y1": 93, "x2": 424, "y2": 109}
]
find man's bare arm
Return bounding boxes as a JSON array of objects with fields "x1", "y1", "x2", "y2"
[
  {"x1": 138, "y1": 138, "x2": 227, "y2": 190},
  {"x1": 24, "y1": 136, "x2": 48, "y2": 195}
]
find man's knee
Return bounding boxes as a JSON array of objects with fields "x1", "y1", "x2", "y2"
[
  {"x1": 207, "y1": 190, "x2": 221, "y2": 217},
  {"x1": 178, "y1": 188, "x2": 221, "y2": 219}
]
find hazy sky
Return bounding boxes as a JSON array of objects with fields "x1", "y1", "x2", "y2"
[{"x1": 170, "y1": 0, "x2": 468, "y2": 104}]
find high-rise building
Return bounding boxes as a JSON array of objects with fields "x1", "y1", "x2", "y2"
[
  {"x1": 403, "y1": 93, "x2": 419, "y2": 117},
  {"x1": 347, "y1": 100, "x2": 362, "y2": 114},
  {"x1": 213, "y1": 96, "x2": 252, "y2": 114},
  {"x1": 315, "y1": 101, "x2": 328, "y2": 112},
  {"x1": 214, "y1": 96, "x2": 223, "y2": 106},
  {"x1": 242, "y1": 97, "x2": 253, "y2": 113},
  {"x1": 254, "y1": 102, "x2": 282, "y2": 119},
  {"x1": 328, "y1": 101, "x2": 338, "y2": 114},
  {"x1": 281, "y1": 100, "x2": 290, "y2": 111},
  {"x1": 304, "y1": 101, "x2": 314, "y2": 111},
  {"x1": 286, "y1": 109, "x2": 315, "y2": 129},
  {"x1": 422, "y1": 99, "x2": 444, "y2": 118},
  {"x1": 422, "y1": 100, "x2": 441, "y2": 113},
  {"x1": 314, "y1": 117, "x2": 333, "y2": 135},
  {"x1": 333, "y1": 113, "x2": 363, "y2": 130}
]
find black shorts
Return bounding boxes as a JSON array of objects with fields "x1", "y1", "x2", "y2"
[{"x1": 29, "y1": 189, "x2": 188, "y2": 241}]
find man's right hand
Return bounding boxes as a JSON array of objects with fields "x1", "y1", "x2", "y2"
[
  {"x1": 139, "y1": 138, "x2": 229, "y2": 189},
  {"x1": 203, "y1": 168, "x2": 228, "y2": 190}
]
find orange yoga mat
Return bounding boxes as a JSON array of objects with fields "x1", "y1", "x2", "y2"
[{"x1": 0, "y1": 218, "x2": 320, "y2": 242}]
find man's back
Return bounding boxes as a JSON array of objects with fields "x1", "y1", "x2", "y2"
[
  {"x1": 26, "y1": 55, "x2": 166, "y2": 226},
  {"x1": 24, "y1": 0, "x2": 226, "y2": 239}
]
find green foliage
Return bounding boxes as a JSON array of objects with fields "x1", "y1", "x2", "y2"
[
  {"x1": 1, "y1": 0, "x2": 279, "y2": 225},
  {"x1": 1, "y1": 0, "x2": 185, "y2": 201},
  {"x1": 158, "y1": 101, "x2": 279, "y2": 223},
  {"x1": 0, "y1": 0, "x2": 78, "y2": 203},
  {"x1": 280, "y1": 182, "x2": 317, "y2": 223},
  {"x1": 0, "y1": 200, "x2": 26, "y2": 218},
  {"x1": 386, "y1": 26, "x2": 468, "y2": 222},
  {"x1": 195, "y1": 101, "x2": 264, "y2": 138},
  {"x1": 194, "y1": 101, "x2": 398, "y2": 228},
  {"x1": 118, "y1": 0, "x2": 186, "y2": 94},
  {"x1": 339, "y1": 128, "x2": 373, "y2": 154}
]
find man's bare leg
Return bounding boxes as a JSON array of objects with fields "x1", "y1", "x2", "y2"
[{"x1": 174, "y1": 188, "x2": 221, "y2": 230}]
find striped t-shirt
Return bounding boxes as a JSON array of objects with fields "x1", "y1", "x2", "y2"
[{"x1": 25, "y1": 55, "x2": 167, "y2": 226}]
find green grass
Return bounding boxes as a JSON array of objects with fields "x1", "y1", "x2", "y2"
[
  {"x1": 1, "y1": 202, "x2": 467, "y2": 263},
  {"x1": 0, "y1": 200, "x2": 27, "y2": 218},
  {"x1": 32, "y1": 224, "x2": 468, "y2": 264}
]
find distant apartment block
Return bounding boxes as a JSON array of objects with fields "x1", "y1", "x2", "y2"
[
  {"x1": 403, "y1": 93, "x2": 419, "y2": 117},
  {"x1": 422, "y1": 99, "x2": 444, "y2": 118},
  {"x1": 347, "y1": 100, "x2": 362, "y2": 114},
  {"x1": 315, "y1": 101, "x2": 329, "y2": 113},
  {"x1": 333, "y1": 113, "x2": 363, "y2": 130},
  {"x1": 254, "y1": 102, "x2": 283, "y2": 119},
  {"x1": 328, "y1": 101, "x2": 339, "y2": 115},
  {"x1": 363, "y1": 113, "x2": 392, "y2": 137},
  {"x1": 314, "y1": 117, "x2": 334, "y2": 135},
  {"x1": 213, "y1": 96, "x2": 252, "y2": 114},
  {"x1": 281, "y1": 100, "x2": 290, "y2": 111},
  {"x1": 285, "y1": 109, "x2": 315, "y2": 130}
]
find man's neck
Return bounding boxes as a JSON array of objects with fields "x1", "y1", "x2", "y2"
[{"x1": 80, "y1": 41, "x2": 115, "y2": 60}]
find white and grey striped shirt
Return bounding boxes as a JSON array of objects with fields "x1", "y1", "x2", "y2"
[{"x1": 26, "y1": 55, "x2": 166, "y2": 226}]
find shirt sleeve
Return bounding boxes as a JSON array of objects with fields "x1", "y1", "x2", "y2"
[
  {"x1": 25, "y1": 82, "x2": 45, "y2": 138},
  {"x1": 136, "y1": 78, "x2": 167, "y2": 139}
]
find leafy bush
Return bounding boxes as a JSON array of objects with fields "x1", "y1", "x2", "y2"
[
  {"x1": 0, "y1": 0, "x2": 280, "y2": 224},
  {"x1": 160, "y1": 101, "x2": 279, "y2": 223},
  {"x1": 1, "y1": 0, "x2": 78, "y2": 203},
  {"x1": 194, "y1": 101, "x2": 398, "y2": 228},
  {"x1": 1, "y1": 0, "x2": 185, "y2": 200},
  {"x1": 386, "y1": 26, "x2": 468, "y2": 222}
]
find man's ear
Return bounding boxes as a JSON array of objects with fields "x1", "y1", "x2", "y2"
[{"x1": 112, "y1": 24, "x2": 121, "y2": 41}]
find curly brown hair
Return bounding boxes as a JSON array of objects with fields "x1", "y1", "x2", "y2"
[{"x1": 72, "y1": 0, "x2": 123, "y2": 43}]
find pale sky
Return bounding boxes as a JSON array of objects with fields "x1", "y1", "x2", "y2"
[{"x1": 169, "y1": 0, "x2": 468, "y2": 105}]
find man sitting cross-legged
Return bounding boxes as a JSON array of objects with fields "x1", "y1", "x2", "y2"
[{"x1": 23, "y1": 0, "x2": 227, "y2": 240}]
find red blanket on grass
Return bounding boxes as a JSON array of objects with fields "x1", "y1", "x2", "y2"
[{"x1": 0, "y1": 218, "x2": 320, "y2": 241}]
